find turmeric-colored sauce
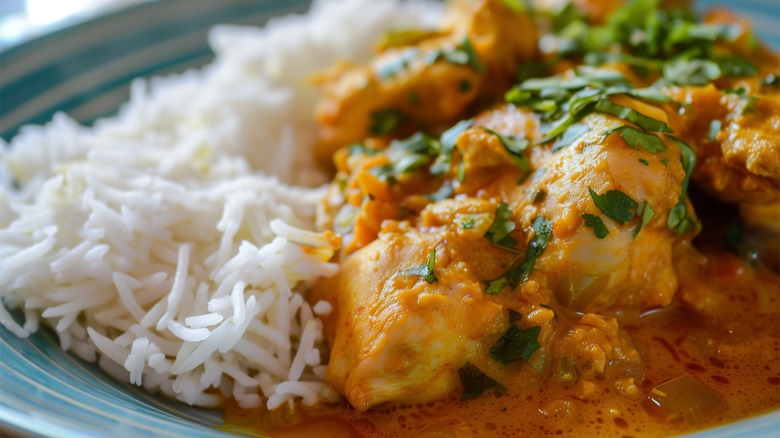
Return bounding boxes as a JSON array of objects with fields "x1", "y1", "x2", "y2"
[
  {"x1": 223, "y1": 243, "x2": 778, "y2": 437},
  {"x1": 223, "y1": 0, "x2": 780, "y2": 435}
]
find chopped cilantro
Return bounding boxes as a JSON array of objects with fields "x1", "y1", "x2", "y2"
[
  {"x1": 632, "y1": 200, "x2": 655, "y2": 238},
  {"x1": 490, "y1": 325, "x2": 542, "y2": 365},
  {"x1": 638, "y1": 158, "x2": 649, "y2": 166},
  {"x1": 666, "y1": 137, "x2": 698, "y2": 234},
  {"x1": 708, "y1": 119, "x2": 721, "y2": 142},
  {"x1": 483, "y1": 127, "x2": 531, "y2": 171},
  {"x1": 458, "y1": 362, "x2": 505, "y2": 401},
  {"x1": 552, "y1": 123, "x2": 590, "y2": 151},
  {"x1": 582, "y1": 213, "x2": 609, "y2": 239},
  {"x1": 660, "y1": 158, "x2": 669, "y2": 166},
  {"x1": 724, "y1": 87, "x2": 756, "y2": 115},
  {"x1": 588, "y1": 187, "x2": 639, "y2": 224},
  {"x1": 663, "y1": 58, "x2": 721, "y2": 86},
  {"x1": 714, "y1": 55, "x2": 758, "y2": 78},
  {"x1": 603, "y1": 125, "x2": 667, "y2": 153},
  {"x1": 426, "y1": 36, "x2": 484, "y2": 73},
  {"x1": 509, "y1": 309, "x2": 522, "y2": 323},
  {"x1": 761, "y1": 73, "x2": 779, "y2": 88},
  {"x1": 401, "y1": 248, "x2": 438, "y2": 283},
  {"x1": 375, "y1": 48, "x2": 418, "y2": 80},
  {"x1": 370, "y1": 109, "x2": 402, "y2": 135},
  {"x1": 485, "y1": 277, "x2": 509, "y2": 295},
  {"x1": 430, "y1": 119, "x2": 473, "y2": 175},
  {"x1": 508, "y1": 216, "x2": 553, "y2": 286},
  {"x1": 594, "y1": 100, "x2": 671, "y2": 132},
  {"x1": 461, "y1": 217, "x2": 475, "y2": 229},
  {"x1": 501, "y1": 0, "x2": 525, "y2": 12},
  {"x1": 426, "y1": 182, "x2": 454, "y2": 202},
  {"x1": 347, "y1": 143, "x2": 379, "y2": 156},
  {"x1": 378, "y1": 29, "x2": 443, "y2": 49},
  {"x1": 485, "y1": 202, "x2": 518, "y2": 247}
]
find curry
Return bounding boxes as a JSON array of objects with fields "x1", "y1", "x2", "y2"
[{"x1": 226, "y1": 0, "x2": 780, "y2": 436}]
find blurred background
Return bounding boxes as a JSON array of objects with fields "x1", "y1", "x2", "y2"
[{"x1": 0, "y1": 0, "x2": 148, "y2": 49}]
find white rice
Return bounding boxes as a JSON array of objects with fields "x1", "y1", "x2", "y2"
[{"x1": 0, "y1": 0, "x2": 441, "y2": 410}]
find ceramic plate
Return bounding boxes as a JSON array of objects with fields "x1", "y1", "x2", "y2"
[{"x1": 1, "y1": 0, "x2": 778, "y2": 436}]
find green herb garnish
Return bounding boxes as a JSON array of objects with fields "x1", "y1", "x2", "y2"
[
  {"x1": 632, "y1": 200, "x2": 655, "y2": 238},
  {"x1": 426, "y1": 36, "x2": 484, "y2": 73},
  {"x1": 708, "y1": 119, "x2": 721, "y2": 142},
  {"x1": 485, "y1": 202, "x2": 518, "y2": 247},
  {"x1": 458, "y1": 362, "x2": 506, "y2": 401},
  {"x1": 552, "y1": 123, "x2": 590, "y2": 151},
  {"x1": 490, "y1": 325, "x2": 542, "y2": 365},
  {"x1": 582, "y1": 213, "x2": 609, "y2": 239},
  {"x1": 401, "y1": 248, "x2": 438, "y2": 283},
  {"x1": 603, "y1": 125, "x2": 667, "y2": 153},
  {"x1": 594, "y1": 100, "x2": 671, "y2": 132},
  {"x1": 666, "y1": 137, "x2": 698, "y2": 234},
  {"x1": 588, "y1": 187, "x2": 639, "y2": 224},
  {"x1": 370, "y1": 109, "x2": 402, "y2": 135},
  {"x1": 483, "y1": 127, "x2": 531, "y2": 171}
]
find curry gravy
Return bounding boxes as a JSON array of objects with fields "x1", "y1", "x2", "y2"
[{"x1": 223, "y1": 245, "x2": 778, "y2": 437}]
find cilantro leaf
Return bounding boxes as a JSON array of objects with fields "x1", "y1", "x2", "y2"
[
  {"x1": 761, "y1": 73, "x2": 779, "y2": 88},
  {"x1": 370, "y1": 109, "x2": 402, "y2": 135},
  {"x1": 638, "y1": 158, "x2": 649, "y2": 166},
  {"x1": 378, "y1": 29, "x2": 442, "y2": 50},
  {"x1": 401, "y1": 249, "x2": 438, "y2": 283},
  {"x1": 666, "y1": 137, "x2": 699, "y2": 234},
  {"x1": 663, "y1": 58, "x2": 721, "y2": 86},
  {"x1": 483, "y1": 127, "x2": 531, "y2": 171},
  {"x1": 553, "y1": 123, "x2": 590, "y2": 151},
  {"x1": 603, "y1": 125, "x2": 667, "y2": 153},
  {"x1": 490, "y1": 325, "x2": 542, "y2": 365},
  {"x1": 632, "y1": 200, "x2": 655, "y2": 238},
  {"x1": 461, "y1": 217, "x2": 475, "y2": 229},
  {"x1": 582, "y1": 213, "x2": 609, "y2": 239},
  {"x1": 375, "y1": 48, "x2": 418, "y2": 80},
  {"x1": 714, "y1": 55, "x2": 758, "y2": 78},
  {"x1": 501, "y1": 0, "x2": 525, "y2": 12},
  {"x1": 485, "y1": 202, "x2": 518, "y2": 247},
  {"x1": 430, "y1": 119, "x2": 473, "y2": 176},
  {"x1": 485, "y1": 277, "x2": 509, "y2": 295},
  {"x1": 594, "y1": 99, "x2": 671, "y2": 132},
  {"x1": 426, "y1": 36, "x2": 484, "y2": 73},
  {"x1": 458, "y1": 362, "x2": 506, "y2": 401},
  {"x1": 588, "y1": 187, "x2": 639, "y2": 224},
  {"x1": 708, "y1": 119, "x2": 721, "y2": 142},
  {"x1": 507, "y1": 216, "x2": 553, "y2": 286}
]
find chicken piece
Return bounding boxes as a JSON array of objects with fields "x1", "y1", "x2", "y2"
[
  {"x1": 463, "y1": 104, "x2": 692, "y2": 313},
  {"x1": 666, "y1": 83, "x2": 780, "y2": 205},
  {"x1": 316, "y1": 97, "x2": 694, "y2": 410},
  {"x1": 315, "y1": 202, "x2": 508, "y2": 411},
  {"x1": 314, "y1": 0, "x2": 538, "y2": 164}
]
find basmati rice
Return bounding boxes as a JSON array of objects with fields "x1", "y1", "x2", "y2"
[{"x1": 0, "y1": 0, "x2": 442, "y2": 410}]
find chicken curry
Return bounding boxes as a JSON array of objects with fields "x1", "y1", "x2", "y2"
[{"x1": 225, "y1": 0, "x2": 780, "y2": 436}]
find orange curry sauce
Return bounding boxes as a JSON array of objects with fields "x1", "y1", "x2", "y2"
[{"x1": 222, "y1": 244, "x2": 778, "y2": 437}]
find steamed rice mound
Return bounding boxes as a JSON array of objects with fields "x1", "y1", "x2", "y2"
[{"x1": 0, "y1": 0, "x2": 442, "y2": 410}]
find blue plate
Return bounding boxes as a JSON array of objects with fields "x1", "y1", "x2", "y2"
[{"x1": 0, "y1": 1, "x2": 778, "y2": 437}]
